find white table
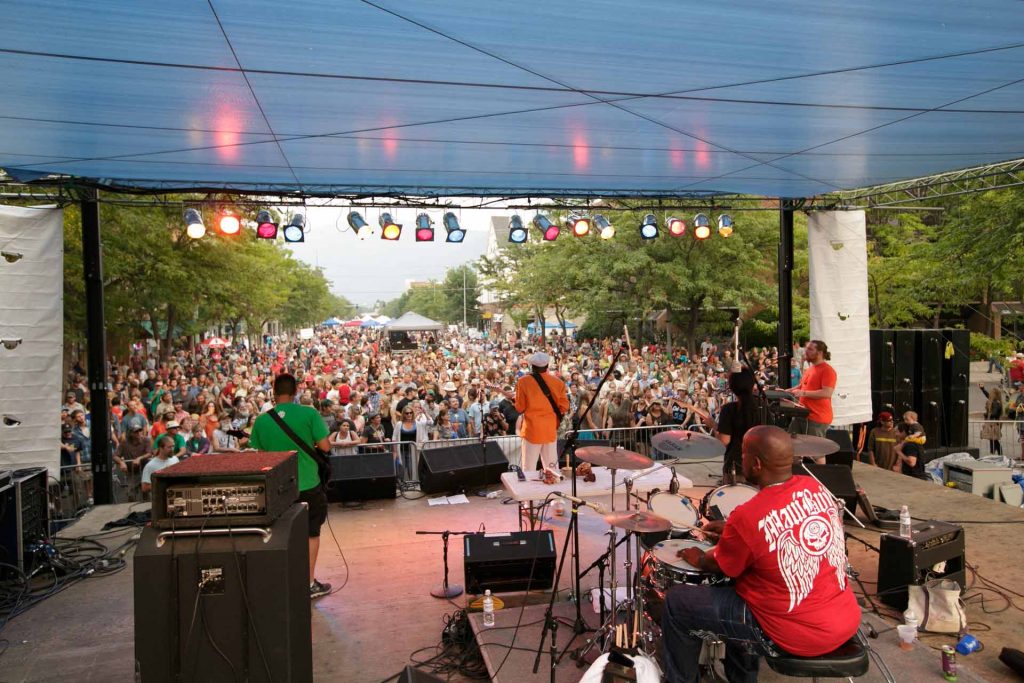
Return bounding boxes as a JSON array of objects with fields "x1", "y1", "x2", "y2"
[{"x1": 500, "y1": 465, "x2": 692, "y2": 530}]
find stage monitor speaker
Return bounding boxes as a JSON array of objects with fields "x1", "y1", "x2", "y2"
[
  {"x1": 463, "y1": 530, "x2": 556, "y2": 594},
  {"x1": 877, "y1": 520, "x2": 966, "y2": 610},
  {"x1": 918, "y1": 387, "x2": 943, "y2": 446},
  {"x1": 398, "y1": 666, "x2": 446, "y2": 683},
  {"x1": 326, "y1": 451, "x2": 396, "y2": 502},
  {"x1": 418, "y1": 442, "x2": 508, "y2": 494},
  {"x1": 794, "y1": 462, "x2": 858, "y2": 513},
  {"x1": 942, "y1": 329, "x2": 971, "y2": 395},
  {"x1": 915, "y1": 330, "x2": 944, "y2": 392},
  {"x1": 824, "y1": 429, "x2": 854, "y2": 468},
  {"x1": 869, "y1": 329, "x2": 896, "y2": 393},
  {"x1": 134, "y1": 503, "x2": 311, "y2": 683}
]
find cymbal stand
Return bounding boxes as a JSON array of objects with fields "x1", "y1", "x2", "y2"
[{"x1": 571, "y1": 521, "x2": 628, "y2": 667}]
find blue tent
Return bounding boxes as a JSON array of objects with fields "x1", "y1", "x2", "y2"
[
  {"x1": 322, "y1": 317, "x2": 342, "y2": 327},
  {"x1": 2, "y1": 1, "x2": 1022, "y2": 198},
  {"x1": 527, "y1": 321, "x2": 577, "y2": 333},
  {"x1": 360, "y1": 319, "x2": 383, "y2": 328}
]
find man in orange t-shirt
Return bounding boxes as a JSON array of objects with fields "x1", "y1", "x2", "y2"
[
  {"x1": 515, "y1": 351, "x2": 570, "y2": 475},
  {"x1": 789, "y1": 340, "x2": 836, "y2": 440}
]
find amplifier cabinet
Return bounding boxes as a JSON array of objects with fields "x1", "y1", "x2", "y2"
[
  {"x1": 877, "y1": 520, "x2": 965, "y2": 610},
  {"x1": 463, "y1": 530, "x2": 556, "y2": 595}
]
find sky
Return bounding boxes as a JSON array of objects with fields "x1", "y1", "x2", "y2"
[{"x1": 283, "y1": 204, "x2": 512, "y2": 309}]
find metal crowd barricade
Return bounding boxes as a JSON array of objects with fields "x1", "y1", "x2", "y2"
[{"x1": 967, "y1": 419, "x2": 1024, "y2": 459}]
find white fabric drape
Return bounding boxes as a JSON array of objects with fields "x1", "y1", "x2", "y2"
[
  {"x1": 807, "y1": 211, "x2": 872, "y2": 425},
  {"x1": 0, "y1": 205, "x2": 63, "y2": 476}
]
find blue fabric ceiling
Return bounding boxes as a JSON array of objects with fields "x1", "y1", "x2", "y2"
[{"x1": 1, "y1": 0, "x2": 1023, "y2": 197}]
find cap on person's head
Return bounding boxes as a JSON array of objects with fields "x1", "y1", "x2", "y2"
[
  {"x1": 878, "y1": 411, "x2": 893, "y2": 422},
  {"x1": 367, "y1": 411, "x2": 381, "y2": 420},
  {"x1": 470, "y1": 378, "x2": 480, "y2": 385},
  {"x1": 443, "y1": 381, "x2": 457, "y2": 392},
  {"x1": 489, "y1": 399, "x2": 502, "y2": 411},
  {"x1": 166, "y1": 421, "x2": 180, "y2": 429},
  {"x1": 1017, "y1": 353, "x2": 1023, "y2": 359},
  {"x1": 130, "y1": 424, "x2": 144, "y2": 432},
  {"x1": 529, "y1": 351, "x2": 550, "y2": 368},
  {"x1": 235, "y1": 388, "x2": 247, "y2": 397}
]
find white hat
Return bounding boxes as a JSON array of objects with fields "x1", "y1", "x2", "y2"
[
  {"x1": 529, "y1": 351, "x2": 550, "y2": 368},
  {"x1": 166, "y1": 421, "x2": 180, "y2": 429},
  {"x1": 443, "y1": 381, "x2": 458, "y2": 392}
]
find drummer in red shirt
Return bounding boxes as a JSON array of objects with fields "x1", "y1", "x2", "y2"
[
  {"x1": 789, "y1": 339, "x2": 836, "y2": 439},
  {"x1": 661, "y1": 425, "x2": 860, "y2": 683}
]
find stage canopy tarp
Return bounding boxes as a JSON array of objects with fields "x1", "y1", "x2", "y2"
[
  {"x1": 2, "y1": 1, "x2": 1023, "y2": 198},
  {"x1": 385, "y1": 312, "x2": 443, "y2": 332}
]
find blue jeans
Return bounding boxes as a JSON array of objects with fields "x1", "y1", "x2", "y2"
[{"x1": 662, "y1": 583, "x2": 776, "y2": 683}]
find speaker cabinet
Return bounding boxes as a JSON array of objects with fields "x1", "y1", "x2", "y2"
[
  {"x1": 824, "y1": 428, "x2": 855, "y2": 467},
  {"x1": 877, "y1": 520, "x2": 965, "y2": 610},
  {"x1": 942, "y1": 329, "x2": 971, "y2": 395},
  {"x1": 946, "y1": 389, "x2": 970, "y2": 448},
  {"x1": 463, "y1": 530, "x2": 556, "y2": 594},
  {"x1": 134, "y1": 503, "x2": 311, "y2": 683},
  {"x1": 916, "y1": 330, "x2": 944, "y2": 392},
  {"x1": 326, "y1": 451, "x2": 396, "y2": 502},
  {"x1": 869, "y1": 329, "x2": 896, "y2": 394},
  {"x1": 871, "y1": 389, "x2": 895, "y2": 423},
  {"x1": 793, "y1": 462, "x2": 858, "y2": 513},
  {"x1": 418, "y1": 442, "x2": 508, "y2": 494},
  {"x1": 918, "y1": 387, "x2": 943, "y2": 446}
]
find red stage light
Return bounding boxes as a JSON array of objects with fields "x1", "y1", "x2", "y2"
[
  {"x1": 218, "y1": 212, "x2": 240, "y2": 235},
  {"x1": 544, "y1": 225, "x2": 560, "y2": 241},
  {"x1": 667, "y1": 217, "x2": 686, "y2": 237}
]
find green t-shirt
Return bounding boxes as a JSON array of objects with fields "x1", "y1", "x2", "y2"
[
  {"x1": 154, "y1": 432, "x2": 186, "y2": 453},
  {"x1": 249, "y1": 403, "x2": 329, "y2": 491}
]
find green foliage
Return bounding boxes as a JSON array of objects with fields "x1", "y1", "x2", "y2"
[
  {"x1": 62, "y1": 198, "x2": 353, "y2": 356},
  {"x1": 970, "y1": 331, "x2": 1016, "y2": 361},
  {"x1": 379, "y1": 264, "x2": 480, "y2": 325}
]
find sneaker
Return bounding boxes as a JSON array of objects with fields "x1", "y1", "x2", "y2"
[{"x1": 310, "y1": 579, "x2": 331, "y2": 599}]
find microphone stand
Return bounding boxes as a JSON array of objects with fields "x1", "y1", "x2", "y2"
[
  {"x1": 532, "y1": 340, "x2": 629, "y2": 673},
  {"x1": 415, "y1": 530, "x2": 473, "y2": 599}
]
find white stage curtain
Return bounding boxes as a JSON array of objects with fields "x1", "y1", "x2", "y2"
[
  {"x1": 0, "y1": 205, "x2": 63, "y2": 477},
  {"x1": 807, "y1": 211, "x2": 872, "y2": 426}
]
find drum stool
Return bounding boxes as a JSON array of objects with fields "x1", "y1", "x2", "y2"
[{"x1": 764, "y1": 631, "x2": 869, "y2": 682}]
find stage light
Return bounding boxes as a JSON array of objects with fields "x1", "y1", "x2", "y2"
[
  {"x1": 569, "y1": 214, "x2": 591, "y2": 237},
  {"x1": 218, "y1": 211, "x2": 240, "y2": 236},
  {"x1": 283, "y1": 214, "x2": 305, "y2": 243},
  {"x1": 415, "y1": 213, "x2": 435, "y2": 242},
  {"x1": 666, "y1": 216, "x2": 686, "y2": 237},
  {"x1": 693, "y1": 213, "x2": 711, "y2": 240},
  {"x1": 639, "y1": 214, "x2": 659, "y2": 240},
  {"x1": 718, "y1": 214, "x2": 734, "y2": 237},
  {"x1": 595, "y1": 215, "x2": 615, "y2": 240},
  {"x1": 348, "y1": 211, "x2": 375, "y2": 240},
  {"x1": 255, "y1": 210, "x2": 278, "y2": 239},
  {"x1": 184, "y1": 208, "x2": 206, "y2": 239},
  {"x1": 379, "y1": 212, "x2": 402, "y2": 241},
  {"x1": 508, "y1": 216, "x2": 528, "y2": 243},
  {"x1": 443, "y1": 212, "x2": 465, "y2": 243},
  {"x1": 533, "y1": 214, "x2": 560, "y2": 241}
]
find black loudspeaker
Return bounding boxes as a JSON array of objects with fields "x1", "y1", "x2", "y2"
[
  {"x1": 134, "y1": 503, "x2": 311, "y2": 683},
  {"x1": 418, "y1": 442, "x2": 508, "y2": 494},
  {"x1": 0, "y1": 468, "x2": 49, "y2": 576},
  {"x1": 869, "y1": 329, "x2": 896, "y2": 394},
  {"x1": 942, "y1": 329, "x2": 970, "y2": 447},
  {"x1": 824, "y1": 428, "x2": 855, "y2": 467},
  {"x1": 794, "y1": 462, "x2": 858, "y2": 513},
  {"x1": 918, "y1": 387, "x2": 943, "y2": 446},
  {"x1": 893, "y1": 330, "x2": 917, "y2": 416},
  {"x1": 915, "y1": 330, "x2": 944, "y2": 392},
  {"x1": 326, "y1": 452, "x2": 396, "y2": 502},
  {"x1": 398, "y1": 666, "x2": 446, "y2": 683},
  {"x1": 463, "y1": 530, "x2": 556, "y2": 594},
  {"x1": 877, "y1": 520, "x2": 966, "y2": 610},
  {"x1": 871, "y1": 389, "x2": 895, "y2": 423}
]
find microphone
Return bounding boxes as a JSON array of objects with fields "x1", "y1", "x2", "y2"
[
  {"x1": 668, "y1": 466, "x2": 680, "y2": 494},
  {"x1": 553, "y1": 491, "x2": 606, "y2": 514}
]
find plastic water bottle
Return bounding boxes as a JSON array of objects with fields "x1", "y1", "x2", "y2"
[
  {"x1": 899, "y1": 505, "x2": 912, "y2": 539},
  {"x1": 482, "y1": 590, "x2": 495, "y2": 627}
]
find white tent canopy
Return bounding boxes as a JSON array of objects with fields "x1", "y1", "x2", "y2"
[{"x1": 384, "y1": 312, "x2": 444, "y2": 332}]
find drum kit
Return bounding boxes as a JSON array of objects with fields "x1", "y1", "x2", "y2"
[{"x1": 565, "y1": 429, "x2": 840, "y2": 663}]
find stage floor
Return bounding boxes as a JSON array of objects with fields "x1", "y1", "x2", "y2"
[{"x1": 2, "y1": 458, "x2": 1020, "y2": 682}]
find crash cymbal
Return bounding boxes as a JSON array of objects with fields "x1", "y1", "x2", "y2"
[
  {"x1": 651, "y1": 430, "x2": 726, "y2": 459},
  {"x1": 576, "y1": 446, "x2": 653, "y2": 470},
  {"x1": 603, "y1": 510, "x2": 672, "y2": 533},
  {"x1": 789, "y1": 434, "x2": 840, "y2": 458}
]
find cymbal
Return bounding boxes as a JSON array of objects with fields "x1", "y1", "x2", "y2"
[
  {"x1": 576, "y1": 446, "x2": 653, "y2": 470},
  {"x1": 603, "y1": 510, "x2": 672, "y2": 533},
  {"x1": 651, "y1": 430, "x2": 726, "y2": 459},
  {"x1": 789, "y1": 434, "x2": 840, "y2": 458}
]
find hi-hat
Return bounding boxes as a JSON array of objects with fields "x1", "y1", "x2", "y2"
[
  {"x1": 651, "y1": 430, "x2": 725, "y2": 459},
  {"x1": 576, "y1": 446, "x2": 653, "y2": 470},
  {"x1": 789, "y1": 434, "x2": 840, "y2": 458},
  {"x1": 603, "y1": 510, "x2": 672, "y2": 533}
]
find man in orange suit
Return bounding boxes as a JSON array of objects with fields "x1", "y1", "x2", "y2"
[{"x1": 515, "y1": 351, "x2": 570, "y2": 477}]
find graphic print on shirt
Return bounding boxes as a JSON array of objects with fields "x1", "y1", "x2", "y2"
[{"x1": 757, "y1": 487, "x2": 847, "y2": 612}]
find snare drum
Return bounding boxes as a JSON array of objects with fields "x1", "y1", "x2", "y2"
[
  {"x1": 642, "y1": 491, "x2": 700, "y2": 547},
  {"x1": 700, "y1": 484, "x2": 757, "y2": 521},
  {"x1": 641, "y1": 539, "x2": 726, "y2": 594}
]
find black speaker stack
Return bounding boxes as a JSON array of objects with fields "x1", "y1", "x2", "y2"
[
  {"x1": 326, "y1": 451, "x2": 397, "y2": 502},
  {"x1": 869, "y1": 329, "x2": 970, "y2": 449},
  {"x1": 418, "y1": 442, "x2": 508, "y2": 495}
]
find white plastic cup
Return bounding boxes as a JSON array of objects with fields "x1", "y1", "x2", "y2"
[{"x1": 896, "y1": 624, "x2": 917, "y2": 650}]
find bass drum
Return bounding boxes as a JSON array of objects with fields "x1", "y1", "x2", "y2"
[
  {"x1": 700, "y1": 484, "x2": 758, "y2": 522},
  {"x1": 641, "y1": 491, "x2": 699, "y2": 548}
]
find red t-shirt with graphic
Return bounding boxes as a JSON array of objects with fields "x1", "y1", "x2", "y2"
[
  {"x1": 797, "y1": 362, "x2": 836, "y2": 425},
  {"x1": 710, "y1": 475, "x2": 860, "y2": 656}
]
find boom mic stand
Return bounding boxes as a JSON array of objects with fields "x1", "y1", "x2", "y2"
[{"x1": 531, "y1": 340, "x2": 629, "y2": 674}]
